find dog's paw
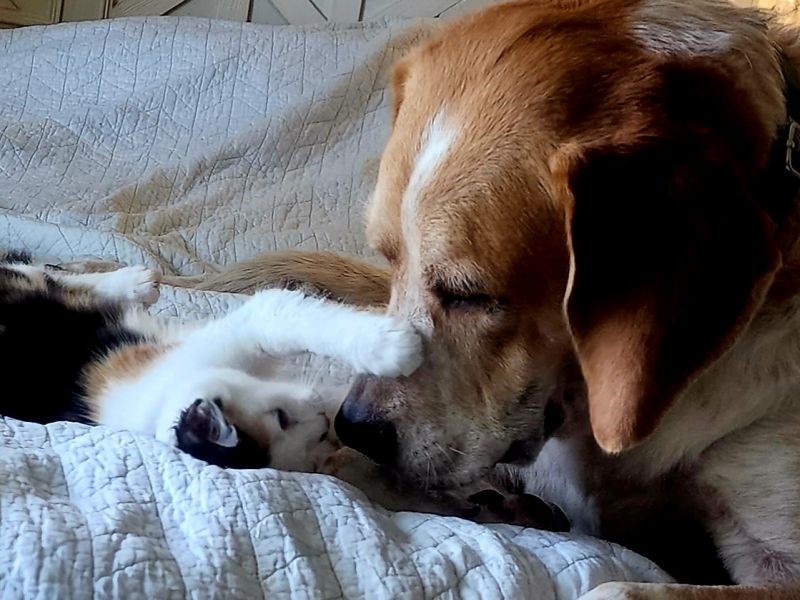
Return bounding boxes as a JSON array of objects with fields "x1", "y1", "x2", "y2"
[
  {"x1": 463, "y1": 489, "x2": 570, "y2": 532},
  {"x1": 96, "y1": 266, "x2": 161, "y2": 306},
  {"x1": 357, "y1": 317, "x2": 423, "y2": 377}
]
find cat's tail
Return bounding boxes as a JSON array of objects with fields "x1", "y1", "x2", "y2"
[{"x1": 162, "y1": 250, "x2": 390, "y2": 307}]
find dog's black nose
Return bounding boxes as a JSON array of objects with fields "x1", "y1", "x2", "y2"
[{"x1": 335, "y1": 377, "x2": 397, "y2": 465}]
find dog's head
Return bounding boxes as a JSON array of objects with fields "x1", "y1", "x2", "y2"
[{"x1": 336, "y1": 0, "x2": 788, "y2": 488}]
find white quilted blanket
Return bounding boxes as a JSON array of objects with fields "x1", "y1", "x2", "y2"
[{"x1": 0, "y1": 17, "x2": 673, "y2": 598}]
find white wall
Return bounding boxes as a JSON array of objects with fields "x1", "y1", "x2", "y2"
[
  {"x1": 168, "y1": 0, "x2": 498, "y2": 23},
  {"x1": 169, "y1": 0, "x2": 285, "y2": 23}
]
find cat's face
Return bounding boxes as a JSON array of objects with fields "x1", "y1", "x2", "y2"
[{"x1": 174, "y1": 368, "x2": 338, "y2": 472}]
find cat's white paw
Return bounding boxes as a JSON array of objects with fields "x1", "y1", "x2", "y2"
[
  {"x1": 96, "y1": 266, "x2": 161, "y2": 306},
  {"x1": 358, "y1": 318, "x2": 423, "y2": 377}
]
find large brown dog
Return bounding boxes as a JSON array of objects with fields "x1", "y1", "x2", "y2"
[{"x1": 188, "y1": 1, "x2": 800, "y2": 597}]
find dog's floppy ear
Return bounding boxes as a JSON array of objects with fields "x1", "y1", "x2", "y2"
[{"x1": 553, "y1": 141, "x2": 781, "y2": 453}]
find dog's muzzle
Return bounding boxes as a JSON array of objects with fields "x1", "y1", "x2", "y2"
[{"x1": 334, "y1": 376, "x2": 398, "y2": 466}]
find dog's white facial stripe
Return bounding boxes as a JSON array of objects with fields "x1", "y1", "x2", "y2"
[
  {"x1": 399, "y1": 108, "x2": 456, "y2": 335},
  {"x1": 401, "y1": 109, "x2": 457, "y2": 249}
]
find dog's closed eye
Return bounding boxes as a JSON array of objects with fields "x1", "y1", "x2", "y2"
[{"x1": 433, "y1": 284, "x2": 505, "y2": 313}]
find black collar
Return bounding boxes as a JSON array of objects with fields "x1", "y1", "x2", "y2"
[{"x1": 760, "y1": 52, "x2": 800, "y2": 226}]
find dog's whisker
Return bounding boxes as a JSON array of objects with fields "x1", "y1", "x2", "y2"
[
  {"x1": 425, "y1": 457, "x2": 431, "y2": 492},
  {"x1": 429, "y1": 456, "x2": 440, "y2": 486},
  {"x1": 433, "y1": 441, "x2": 455, "y2": 469},
  {"x1": 432, "y1": 441, "x2": 446, "y2": 454},
  {"x1": 448, "y1": 446, "x2": 466, "y2": 456},
  {"x1": 424, "y1": 449, "x2": 435, "y2": 493}
]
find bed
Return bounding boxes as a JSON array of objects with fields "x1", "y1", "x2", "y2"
[{"x1": 0, "y1": 17, "x2": 673, "y2": 598}]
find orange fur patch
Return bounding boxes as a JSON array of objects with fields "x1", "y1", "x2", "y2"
[{"x1": 81, "y1": 344, "x2": 166, "y2": 421}]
